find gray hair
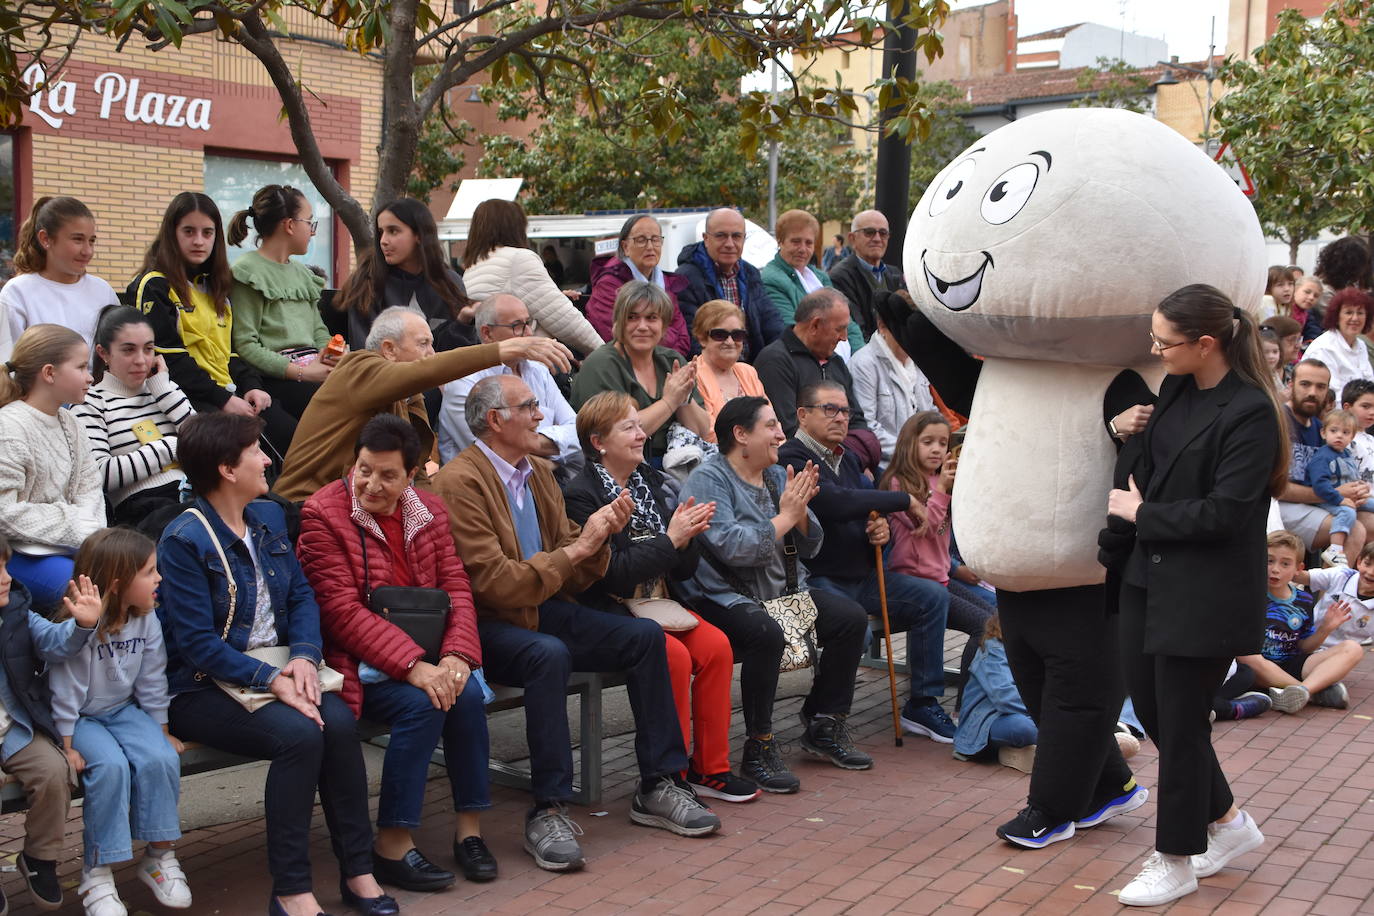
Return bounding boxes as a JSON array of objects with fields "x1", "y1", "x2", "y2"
[
  {"x1": 366, "y1": 305, "x2": 423, "y2": 351},
  {"x1": 473, "y1": 293, "x2": 525, "y2": 331},
  {"x1": 466, "y1": 375, "x2": 508, "y2": 438},
  {"x1": 795, "y1": 288, "x2": 847, "y2": 325}
]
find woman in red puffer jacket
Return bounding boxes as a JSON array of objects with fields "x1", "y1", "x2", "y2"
[{"x1": 297, "y1": 414, "x2": 496, "y2": 891}]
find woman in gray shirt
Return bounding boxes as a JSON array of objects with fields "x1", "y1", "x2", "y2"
[{"x1": 680, "y1": 396, "x2": 871, "y2": 796}]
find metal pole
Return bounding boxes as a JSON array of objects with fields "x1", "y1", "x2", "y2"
[
  {"x1": 873, "y1": 0, "x2": 917, "y2": 269},
  {"x1": 1202, "y1": 17, "x2": 1215, "y2": 141},
  {"x1": 767, "y1": 61, "x2": 779, "y2": 231}
]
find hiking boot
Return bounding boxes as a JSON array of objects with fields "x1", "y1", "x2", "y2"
[
  {"x1": 741, "y1": 736, "x2": 800, "y2": 793},
  {"x1": 1076, "y1": 780, "x2": 1149, "y2": 828},
  {"x1": 996, "y1": 805, "x2": 1074, "y2": 849},
  {"x1": 900, "y1": 700, "x2": 956, "y2": 743},
  {"x1": 801, "y1": 715, "x2": 873, "y2": 770},
  {"x1": 687, "y1": 767, "x2": 761, "y2": 803},
  {"x1": 630, "y1": 776, "x2": 721, "y2": 837},
  {"x1": 523, "y1": 805, "x2": 585, "y2": 872},
  {"x1": 1229, "y1": 691, "x2": 1273, "y2": 720},
  {"x1": 1310, "y1": 681, "x2": 1349, "y2": 709}
]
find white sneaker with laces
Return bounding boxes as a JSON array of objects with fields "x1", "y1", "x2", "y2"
[
  {"x1": 137, "y1": 849, "x2": 192, "y2": 908},
  {"x1": 1191, "y1": 811, "x2": 1265, "y2": 878},
  {"x1": 78, "y1": 867, "x2": 127, "y2": 916},
  {"x1": 1321, "y1": 544, "x2": 1349, "y2": 567},
  {"x1": 1118, "y1": 852, "x2": 1198, "y2": 906}
]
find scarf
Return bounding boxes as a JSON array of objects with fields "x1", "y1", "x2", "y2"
[
  {"x1": 594, "y1": 461, "x2": 665, "y2": 537},
  {"x1": 622, "y1": 256, "x2": 666, "y2": 290}
]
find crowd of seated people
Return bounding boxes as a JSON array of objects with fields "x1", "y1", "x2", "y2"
[{"x1": 0, "y1": 189, "x2": 1369, "y2": 915}]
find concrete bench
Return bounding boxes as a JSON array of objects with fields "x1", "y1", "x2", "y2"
[{"x1": 0, "y1": 671, "x2": 628, "y2": 814}]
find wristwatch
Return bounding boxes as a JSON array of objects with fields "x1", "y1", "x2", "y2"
[{"x1": 1108, "y1": 418, "x2": 1123, "y2": 440}]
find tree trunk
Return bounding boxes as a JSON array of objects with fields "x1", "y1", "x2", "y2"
[
  {"x1": 1289, "y1": 234, "x2": 1300, "y2": 266},
  {"x1": 373, "y1": 0, "x2": 423, "y2": 212}
]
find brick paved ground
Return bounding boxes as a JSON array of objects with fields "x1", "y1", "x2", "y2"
[{"x1": 2, "y1": 635, "x2": 1373, "y2": 915}]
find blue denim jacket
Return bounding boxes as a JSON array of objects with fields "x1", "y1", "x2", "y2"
[
  {"x1": 156, "y1": 497, "x2": 324, "y2": 696},
  {"x1": 953, "y1": 637, "x2": 1030, "y2": 756}
]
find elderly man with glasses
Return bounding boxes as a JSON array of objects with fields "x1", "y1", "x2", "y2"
[
  {"x1": 432, "y1": 374, "x2": 722, "y2": 874},
  {"x1": 436, "y1": 295, "x2": 582, "y2": 481},
  {"x1": 675, "y1": 207, "x2": 784, "y2": 360},
  {"x1": 829, "y1": 209, "x2": 906, "y2": 341}
]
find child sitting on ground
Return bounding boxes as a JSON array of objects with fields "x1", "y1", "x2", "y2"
[
  {"x1": 1237, "y1": 531, "x2": 1363, "y2": 714},
  {"x1": 1299, "y1": 540, "x2": 1374, "y2": 648},
  {"x1": 952, "y1": 614, "x2": 1036, "y2": 773},
  {"x1": 1305, "y1": 409, "x2": 1374, "y2": 567}
]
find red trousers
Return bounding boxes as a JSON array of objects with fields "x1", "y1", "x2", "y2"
[{"x1": 663, "y1": 612, "x2": 734, "y2": 776}]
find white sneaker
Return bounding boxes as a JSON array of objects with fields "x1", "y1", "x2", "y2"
[
  {"x1": 78, "y1": 867, "x2": 127, "y2": 916},
  {"x1": 137, "y1": 850, "x2": 192, "y2": 908},
  {"x1": 1321, "y1": 544, "x2": 1349, "y2": 567},
  {"x1": 1191, "y1": 811, "x2": 1265, "y2": 878},
  {"x1": 1118, "y1": 851, "x2": 1198, "y2": 906},
  {"x1": 1268, "y1": 683, "x2": 1310, "y2": 714}
]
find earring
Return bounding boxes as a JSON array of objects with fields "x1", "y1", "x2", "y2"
[{"x1": 599, "y1": 448, "x2": 606, "y2": 456}]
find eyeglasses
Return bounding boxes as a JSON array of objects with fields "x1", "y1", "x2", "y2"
[
  {"x1": 1148, "y1": 331, "x2": 1194, "y2": 352},
  {"x1": 707, "y1": 231, "x2": 745, "y2": 243},
  {"x1": 856, "y1": 227, "x2": 890, "y2": 239},
  {"x1": 291, "y1": 218, "x2": 319, "y2": 234},
  {"x1": 485, "y1": 318, "x2": 537, "y2": 336},
  {"x1": 802, "y1": 403, "x2": 852, "y2": 418},
  {"x1": 629, "y1": 235, "x2": 664, "y2": 247},
  {"x1": 499, "y1": 398, "x2": 540, "y2": 413},
  {"x1": 707, "y1": 328, "x2": 748, "y2": 343}
]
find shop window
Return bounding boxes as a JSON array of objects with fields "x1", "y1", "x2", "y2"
[
  {"x1": 0, "y1": 134, "x2": 15, "y2": 284},
  {"x1": 203, "y1": 154, "x2": 335, "y2": 284}
]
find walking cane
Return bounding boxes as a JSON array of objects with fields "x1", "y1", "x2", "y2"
[{"x1": 870, "y1": 511, "x2": 903, "y2": 747}]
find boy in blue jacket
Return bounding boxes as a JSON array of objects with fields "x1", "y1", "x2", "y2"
[{"x1": 1306, "y1": 409, "x2": 1374, "y2": 567}]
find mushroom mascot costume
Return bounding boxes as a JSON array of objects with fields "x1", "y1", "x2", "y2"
[{"x1": 892, "y1": 108, "x2": 1265, "y2": 846}]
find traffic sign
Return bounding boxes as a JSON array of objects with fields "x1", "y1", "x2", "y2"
[{"x1": 1210, "y1": 141, "x2": 1257, "y2": 199}]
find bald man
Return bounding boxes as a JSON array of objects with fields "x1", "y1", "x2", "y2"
[
  {"x1": 674, "y1": 207, "x2": 783, "y2": 360},
  {"x1": 828, "y1": 209, "x2": 905, "y2": 341}
]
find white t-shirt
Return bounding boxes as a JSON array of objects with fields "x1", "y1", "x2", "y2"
[
  {"x1": 1307, "y1": 566, "x2": 1374, "y2": 648},
  {"x1": 0, "y1": 272, "x2": 117, "y2": 362},
  {"x1": 1350, "y1": 431, "x2": 1374, "y2": 484}
]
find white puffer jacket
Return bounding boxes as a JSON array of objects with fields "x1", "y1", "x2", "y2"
[{"x1": 462, "y1": 246, "x2": 605, "y2": 356}]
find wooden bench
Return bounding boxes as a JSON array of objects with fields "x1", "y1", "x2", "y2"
[
  {"x1": 0, "y1": 671, "x2": 628, "y2": 814},
  {"x1": 862, "y1": 619, "x2": 962, "y2": 687}
]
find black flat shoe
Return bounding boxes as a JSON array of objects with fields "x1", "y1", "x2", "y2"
[
  {"x1": 372, "y1": 848, "x2": 455, "y2": 893},
  {"x1": 339, "y1": 880, "x2": 399, "y2": 916},
  {"x1": 268, "y1": 896, "x2": 335, "y2": 916},
  {"x1": 454, "y1": 835, "x2": 498, "y2": 882}
]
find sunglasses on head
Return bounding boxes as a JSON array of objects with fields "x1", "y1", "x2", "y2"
[{"x1": 707, "y1": 328, "x2": 748, "y2": 343}]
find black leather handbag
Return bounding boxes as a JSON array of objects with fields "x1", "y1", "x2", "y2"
[{"x1": 358, "y1": 525, "x2": 450, "y2": 664}]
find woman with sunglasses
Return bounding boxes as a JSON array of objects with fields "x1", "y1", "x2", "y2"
[
  {"x1": 586, "y1": 214, "x2": 692, "y2": 356},
  {"x1": 570, "y1": 281, "x2": 712, "y2": 463},
  {"x1": 692, "y1": 299, "x2": 767, "y2": 440},
  {"x1": 228, "y1": 185, "x2": 338, "y2": 426}
]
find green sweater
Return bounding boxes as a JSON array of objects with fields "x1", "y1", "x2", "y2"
[
  {"x1": 760, "y1": 253, "x2": 864, "y2": 353},
  {"x1": 230, "y1": 251, "x2": 329, "y2": 379},
  {"x1": 569, "y1": 342, "x2": 703, "y2": 458}
]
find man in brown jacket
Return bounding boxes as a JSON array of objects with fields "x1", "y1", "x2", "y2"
[
  {"x1": 432, "y1": 375, "x2": 720, "y2": 873},
  {"x1": 274, "y1": 306, "x2": 571, "y2": 502}
]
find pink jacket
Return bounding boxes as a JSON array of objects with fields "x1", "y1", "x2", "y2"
[
  {"x1": 886, "y1": 476, "x2": 952, "y2": 586},
  {"x1": 585, "y1": 254, "x2": 692, "y2": 357}
]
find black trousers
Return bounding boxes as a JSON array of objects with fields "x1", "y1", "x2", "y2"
[
  {"x1": 997, "y1": 584, "x2": 1135, "y2": 824},
  {"x1": 695, "y1": 589, "x2": 868, "y2": 736},
  {"x1": 1120, "y1": 584, "x2": 1234, "y2": 855}
]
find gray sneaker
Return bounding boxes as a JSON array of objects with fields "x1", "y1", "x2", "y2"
[
  {"x1": 630, "y1": 777, "x2": 722, "y2": 837},
  {"x1": 1310, "y1": 681, "x2": 1349, "y2": 709},
  {"x1": 524, "y1": 805, "x2": 586, "y2": 872},
  {"x1": 1267, "y1": 684, "x2": 1310, "y2": 714}
]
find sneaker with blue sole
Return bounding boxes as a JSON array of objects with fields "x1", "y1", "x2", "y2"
[
  {"x1": 1076, "y1": 781, "x2": 1149, "y2": 829},
  {"x1": 900, "y1": 700, "x2": 956, "y2": 743},
  {"x1": 996, "y1": 805, "x2": 1075, "y2": 849}
]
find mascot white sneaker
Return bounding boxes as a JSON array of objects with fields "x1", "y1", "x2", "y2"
[{"x1": 893, "y1": 107, "x2": 1265, "y2": 846}]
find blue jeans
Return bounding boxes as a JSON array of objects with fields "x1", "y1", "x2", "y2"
[
  {"x1": 810, "y1": 570, "x2": 950, "y2": 705},
  {"x1": 477, "y1": 599, "x2": 687, "y2": 804},
  {"x1": 7, "y1": 554, "x2": 74, "y2": 610},
  {"x1": 987, "y1": 714, "x2": 1038, "y2": 749},
  {"x1": 362, "y1": 678, "x2": 491, "y2": 829},
  {"x1": 73, "y1": 702, "x2": 181, "y2": 868},
  {"x1": 1324, "y1": 503, "x2": 1358, "y2": 536}
]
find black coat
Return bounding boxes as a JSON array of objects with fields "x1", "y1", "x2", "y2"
[
  {"x1": 0, "y1": 583, "x2": 62, "y2": 747},
  {"x1": 562, "y1": 461, "x2": 701, "y2": 614},
  {"x1": 754, "y1": 327, "x2": 871, "y2": 438},
  {"x1": 828, "y1": 254, "x2": 904, "y2": 341},
  {"x1": 1100, "y1": 371, "x2": 1279, "y2": 657}
]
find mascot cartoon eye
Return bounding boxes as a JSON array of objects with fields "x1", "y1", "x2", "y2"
[
  {"x1": 981, "y1": 161, "x2": 1040, "y2": 225},
  {"x1": 929, "y1": 157, "x2": 978, "y2": 217}
]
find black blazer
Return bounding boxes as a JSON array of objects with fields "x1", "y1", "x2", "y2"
[
  {"x1": 562, "y1": 460, "x2": 701, "y2": 615},
  {"x1": 1101, "y1": 370, "x2": 1279, "y2": 657}
]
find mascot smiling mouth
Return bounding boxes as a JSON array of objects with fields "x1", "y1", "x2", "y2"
[{"x1": 922, "y1": 250, "x2": 994, "y2": 311}]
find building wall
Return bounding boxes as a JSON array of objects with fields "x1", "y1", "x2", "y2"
[
  {"x1": 13, "y1": 18, "x2": 382, "y2": 286},
  {"x1": 1227, "y1": 0, "x2": 1330, "y2": 59},
  {"x1": 1057, "y1": 23, "x2": 1167, "y2": 70},
  {"x1": 921, "y1": 1, "x2": 1010, "y2": 82}
]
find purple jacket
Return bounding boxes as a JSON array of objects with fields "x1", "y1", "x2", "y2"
[{"x1": 585, "y1": 254, "x2": 692, "y2": 357}]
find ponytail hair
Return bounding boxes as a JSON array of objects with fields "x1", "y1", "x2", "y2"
[
  {"x1": 0, "y1": 324, "x2": 88, "y2": 408},
  {"x1": 1155, "y1": 283, "x2": 1290, "y2": 495},
  {"x1": 12, "y1": 196, "x2": 94, "y2": 274},
  {"x1": 91, "y1": 305, "x2": 154, "y2": 384},
  {"x1": 227, "y1": 185, "x2": 306, "y2": 247}
]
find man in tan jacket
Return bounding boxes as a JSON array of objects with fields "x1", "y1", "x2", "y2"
[{"x1": 432, "y1": 375, "x2": 720, "y2": 873}]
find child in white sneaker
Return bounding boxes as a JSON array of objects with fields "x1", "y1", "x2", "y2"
[
  {"x1": 1236, "y1": 531, "x2": 1363, "y2": 714},
  {"x1": 48, "y1": 528, "x2": 191, "y2": 915},
  {"x1": 1305, "y1": 409, "x2": 1374, "y2": 567}
]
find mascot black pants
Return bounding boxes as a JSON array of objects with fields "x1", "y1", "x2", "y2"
[{"x1": 997, "y1": 584, "x2": 1134, "y2": 824}]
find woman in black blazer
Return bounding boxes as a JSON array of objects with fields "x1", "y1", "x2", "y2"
[
  {"x1": 1104, "y1": 284, "x2": 1288, "y2": 907},
  {"x1": 564, "y1": 391, "x2": 760, "y2": 804}
]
